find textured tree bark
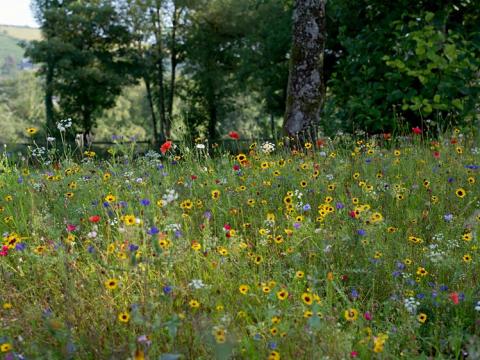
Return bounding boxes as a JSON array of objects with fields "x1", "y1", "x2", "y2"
[{"x1": 283, "y1": 0, "x2": 326, "y2": 143}]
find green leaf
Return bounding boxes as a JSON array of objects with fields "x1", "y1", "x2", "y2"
[
  {"x1": 452, "y1": 99, "x2": 464, "y2": 110},
  {"x1": 425, "y1": 12, "x2": 435, "y2": 22}
]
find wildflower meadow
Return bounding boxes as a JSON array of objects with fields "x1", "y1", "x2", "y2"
[{"x1": 1, "y1": 128, "x2": 479, "y2": 359}]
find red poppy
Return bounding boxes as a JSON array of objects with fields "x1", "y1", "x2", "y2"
[
  {"x1": 433, "y1": 151, "x2": 440, "y2": 159},
  {"x1": 450, "y1": 292, "x2": 459, "y2": 305},
  {"x1": 191, "y1": 175, "x2": 197, "y2": 180},
  {"x1": 412, "y1": 127, "x2": 422, "y2": 134},
  {"x1": 233, "y1": 164, "x2": 240, "y2": 171},
  {"x1": 160, "y1": 141, "x2": 172, "y2": 154},
  {"x1": 89, "y1": 215, "x2": 101, "y2": 223},
  {"x1": 228, "y1": 131, "x2": 240, "y2": 140}
]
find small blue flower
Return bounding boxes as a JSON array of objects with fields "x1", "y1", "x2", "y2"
[
  {"x1": 336, "y1": 202, "x2": 345, "y2": 209},
  {"x1": 148, "y1": 226, "x2": 160, "y2": 235},
  {"x1": 163, "y1": 285, "x2": 173, "y2": 294},
  {"x1": 357, "y1": 229, "x2": 366, "y2": 236}
]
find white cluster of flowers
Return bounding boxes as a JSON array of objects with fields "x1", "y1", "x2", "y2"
[
  {"x1": 189, "y1": 279, "x2": 207, "y2": 289},
  {"x1": 426, "y1": 243, "x2": 445, "y2": 263},
  {"x1": 261, "y1": 141, "x2": 275, "y2": 154},
  {"x1": 30, "y1": 146, "x2": 46, "y2": 158},
  {"x1": 162, "y1": 189, "x2": 178, "y2": 204},
  {"x1": 404, "y1": 297, "x2": 420, "y2": 314},
  {"x1": 475, "y1": 301, "x2": 480, "y2": 312},
  {"x1": 57, "y1": 118, "x2": 72, "y2": 132}
]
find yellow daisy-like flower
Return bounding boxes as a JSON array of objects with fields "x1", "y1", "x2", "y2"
[
  {"x1": 344, "y1": 308, "x2": 358, "y2": 321},
  {"x1": 301, "y1": 292, "x2": 313, "y2": 305},
  {"x1": 189, "y1": 299, "x2": 200, "y2": 308},
  {"x1": 276, "y1": 289, "x2": 289, "y2": 301},
  {"x1": 118, "y1": 311, "x2": 130, "y2": 323},
  {"x1": 105, "y1": 194, "x2": 116, "y2": 203},
  {"x1": 239, "y1": 284, "x2": 250, "y2": 295},
  {"x1": 211, "y1": 189, "x2": 221, "y2": 200},
  {"x1": 0, "y1": 343, "x2": 12, "y2": 352},
  {"x1": 417, "y1": 313, "x2": 427, "y2": 324},
  {"x1": 104, "y1": 278, "x2": 118, "y2": 290},
  {"x1": 455, "y1": 188, "x2": 466, "y2": 198},
  {"x1": 123, "y1": 215, "x2": 136, "y2": 226},
  {"x1": 26, "y1": 127, "x2": 38, "y2": 136}
]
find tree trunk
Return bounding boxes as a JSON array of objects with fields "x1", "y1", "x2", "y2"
[
  {"x1": 144, "y1": 76, "x2": 158, "y2": 146},
  {"x1": 283, "y1": 0, "x2": 326, "y2": 143},
  {"x1": 154, "y1": 4, "x2": 167, "y2": 140},
  {"x1": 167, "y1": 4, "x2": 180, "y2": 135}
]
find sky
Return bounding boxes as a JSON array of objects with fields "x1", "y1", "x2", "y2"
[{"x1": 0, "y1": 0, "x2": 38, "y2": 27}]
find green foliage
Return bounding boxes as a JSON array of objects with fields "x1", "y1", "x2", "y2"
[
  {"x1": 0, "y1": 72, "x2": 44, "y2": 142},
  {"x1": 26, "y1": 0, "x2": 139, "y2": 134},
  {"x1": 383, "y1": 13, "x2": 479, "y2": 127},
  {"x1": 324, "y1": 1, "x2": 480, "y2": 134}
]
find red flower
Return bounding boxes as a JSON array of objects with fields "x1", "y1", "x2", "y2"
[
  {"x1": 316, "y1": 139, "x2": 325, "y2": 147},
  {"x1": 349, "y1": 211, "x2": 357, "y2": 218},
  {"x1": 412, "y1": 127, "x2": 422, "y2": 134},
  {"x1": 191, "y1": 175, "x2": 197, "y2": 180},
  {"x1": 228, "y1": 131, "x2": 240, "y2": 140},
  {"x1": 233, "y1": 164, "x2": 240, "y2": 171},
  {"x1": 450, "y1": 292, "x2": 459, "y2": 305},
  {"x1": 89, "y1": 215, "x2": 101, "y2": 223},
  {"x1": 450, "y1": 138, "x2": 457, "y2": 144},
  {"x1": 433, "y1": 151, "x2": 440, "y2": 159},
  {"x1": 383, "y1": 133, "x2": 391, "y2": 140},
  {"x1": 160, "y1": 141, "x2": 172, "y2": 155}
]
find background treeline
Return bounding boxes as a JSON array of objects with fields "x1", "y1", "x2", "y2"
[{"x1": 1, "y1": 0, "x2": 479, "y2": 144}]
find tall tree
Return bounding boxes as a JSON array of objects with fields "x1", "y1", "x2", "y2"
[
  {"x1": 27, "y1": 0, "x2": 139, "y2": 137},
  {"x1": 283, "y1": 0, "x2": 326, "y2": 142}
]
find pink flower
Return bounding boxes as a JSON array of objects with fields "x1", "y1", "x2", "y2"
[
  {"x1": 364, "y1": 311, "x2": 372, "y2": 320},
  {"x1": 66, "y1": 224, "x2": 77, "y2": 232},
  {"x1": 412, "y1": 126, "x2": 422, "y2": 134},
  {"x1": 350, "y1": 351, "x2": 358, "y2": 358}
]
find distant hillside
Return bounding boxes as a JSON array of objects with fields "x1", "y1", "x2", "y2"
[
  {"x1": 0, "y1": 25, "x2": 41, "y2": 41},
  {"x1": 0, "y1": 25, "x2": 41, "y2": 74}
]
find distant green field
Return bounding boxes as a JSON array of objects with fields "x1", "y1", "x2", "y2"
[
  {"x1": 0, "y1": 25, "x2": 41, "y2": 41},
  {"x1": 0, "y1": 25, "x2": 41, "y2": 72}
]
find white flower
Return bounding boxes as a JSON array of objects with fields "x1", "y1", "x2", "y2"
[
  {"x1": 189, "y1": 279, "x2": 206, "y2": 289},
  {"x1": 47, "y1": 137, "x2": 56, "y2": 142},
  {"x1": 196, "y1": 144, "x2": 206, "y2": 149}
]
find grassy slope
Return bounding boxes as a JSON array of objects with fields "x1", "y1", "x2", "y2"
[{"x1": 0, "y1": 25, "x2": 41, "y2": 68}]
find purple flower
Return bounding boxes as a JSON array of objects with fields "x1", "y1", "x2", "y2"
[
  {"x1": 15, "y1": 243, "x2": 26, "y2": 251},
  {"x1": 140, "y1": 199, "x2": 150, "y2": 206},
  {"x1": 293, "y1": 222, "x2": 301, "y2": 229},
  {"x1": 357, "y1": 229, "x2": 366, "y2": 236},
  {"x1": 174, "y1": 230, "x2": 183, "y2": 238},
  {"x1": 148, "y1": 226, "x2": 159, "y2": 235},
  {"x1": 444, "y1": 213, "x2": 453, "y2": 222},
  {"x1": 129, "y1": 244, "x2": 139, "y2": 252},
  {"x1": 17, "y1": 176, "x2": 23, "y2": 184},
  {"x1": 163, "y1": 285, "x2": 173, "y2": 294},
  {"x1": 303, "y1": 204, "x2": 311, "y2": 211},
  {"x1": 440, "y1": 285, "x2": 449, "y2": 291},
  {"x1": 336, "y1": 202, "x2": 345, "y2": 209},
  {"x1": 87, "y1": 245, "x2": 95, "y2": 253},
  {"x1": 351, "y1": 288, "x2": 359, "y2": 299},
  {"x1": 203, "y1": 210, "x2": 212, "y2": 220}
]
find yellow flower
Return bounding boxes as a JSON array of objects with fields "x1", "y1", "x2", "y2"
[
  {"x1": 123, "y1": 215, "x2": 136, "y2": 226},
  {"x1": 211, "y1": 189, "x2": 221, "y2": 200},
  {"x1": 118, "y1": 311, "x2": 130, "y2": 323},
  {"x1": 239, "y1": 284, "x2": 250, "y2": 295},
  {"x1": 105, "y1": 194, "x2": 116, "y2": 203},
  {"x1": 104, "y1": 278, "x2": 118, "y2": 290},
  {"x1": 26, "y1": 127, "x2": 38, "y2": 136},
  {"x1": 344, "y1": 308, "x2": 358, "y2": 321},
  {"x1": 189, "y1": 299, "x2": 200, "y2": 308},
  {"x1": 301, "y1": 292, "x2": 313, "y2": 305},
  {"x1": 416, "y1": 267, "x2": 428, "y2": 277},
  {"x1": 455, "y1": 188, "x2": 466, "y2": 198},
  {"x1": 417, "y1": 313, "x2": 427, "y2": 324},
  {"x1": 0, "y1": 343, "x2": 12, "y2": 352},
  {"x1": 2, "y1": 303, "x2": 12, "y2": 310},
  {"x1": 276, "y1": 289, "x2": 289, "y2": 301}
]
